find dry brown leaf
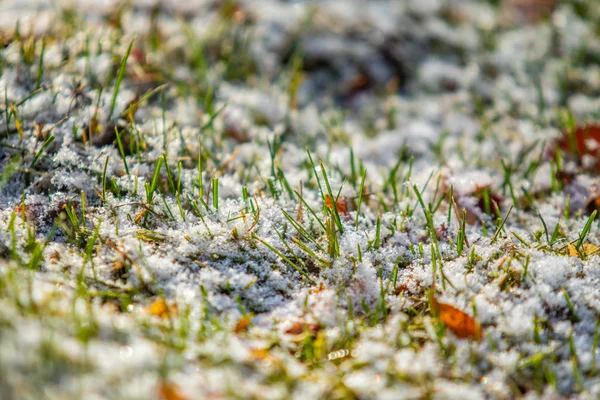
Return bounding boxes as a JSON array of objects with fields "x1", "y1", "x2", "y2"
[
  {"x1": 345, "y1": 73, "x2": 372, "y2": 97},
  {"x1": 134, "y1": 208, "x2": 148, "y2": 224},
  {"x1": 445, "y1": 181, "x2": 503, "y2": 226},
  {"x1": 501, "y1": 0, "x2": 557, "y2": 25},
  {"x1": 158, "y1": 382, "x2": 188, "y2": 400},
  {"x1": 432, "y1": 297, "x2": 482, "y2": 340}
]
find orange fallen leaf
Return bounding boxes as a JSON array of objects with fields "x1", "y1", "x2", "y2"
[
  {"x1": 146, "y1": 299, "x2": 177, "y2": 319},
  {"x1": 158, "y1": 382, "x2": 187, "y2": 400},
  {"x1": 285, "y1": 321, "x2": 320, "y2": 336},
  {"x1": 234, "y1": 315, "x2": 252, "y2": 333},
  {"x1": 431, "y1": 297, "x2": 482, "y2": 340},
  {"x1": 286, "y1": 321, "x2": 306, "y2": 335},
  {"x1": 14, "y1": 204, "x2": 32, "y2": 220},
  {"x1": 552, "y1": 124, "x2": 600, "y2": 170},
  {"x1": 324, "y1": 195, "x2": 349, "y2": 215},
  {"x1": 249, "y1": 348, "x2": 272, "y2": 361},
  {"x1": 309, "y1": 282, "x2": 326, "y2": 295}
]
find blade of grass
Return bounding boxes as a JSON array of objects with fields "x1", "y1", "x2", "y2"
[
  {"x1": 253, "y1": 234, "x2": 315, "y2": 284},
  {"x1": 320, "y1": 163, "x2": 344, "y2": 233},
  {"x1": 115, "y1": 127, "x2": 130, "y2": 179},
  {"x1": 102, "y1": 155, "x2": 109, "y2": 202},
  {"x1": 491, "y1": 205, "x2": 514, "y2": 244},
  {"x1": 281, "y1": 209, "x2": 324, "y2": 252},
  {"x1": 146, "y1": 157, "x2": 163, "y2": 203},
  {"x1": 294, "y1": 189, "x2": 326, "y2": 231},
  {"x1": 355, "y1": 168, "x2": 367, "y2": 228},
  {"x1": 36, "y1": 38, "x2": 46, "y2": 88},
  {"x1": 291, "y1": 237, "x2": 330, "y2": 268},
  {"x1": 575, "y1": 210, "x2": 597, "y2": 252},
  {"x1": 212, "y1": 177, "x2": 219, "y2": 210},
  {"x1": 108, "y1": 39, "x2": 134, "y2": 120},
  {"x1": 31, "y1": 134, "x2": 55, "y2": 168}
]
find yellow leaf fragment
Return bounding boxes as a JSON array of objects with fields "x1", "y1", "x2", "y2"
[
  {"x1": 567, "y1": 243, "x2": 599, "y2": 258},
  {"x1": 583, "y1": 243, "x2": 599, "y2": 255}
]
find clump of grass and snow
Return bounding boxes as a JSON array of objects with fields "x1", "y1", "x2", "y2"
[{"x1": 2, "y1": 0, "x2": 600, "y2": 398}]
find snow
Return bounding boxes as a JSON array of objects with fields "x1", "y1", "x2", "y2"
[{"x1": 2, "y1": 0, "x2": 600, "y2": 398}]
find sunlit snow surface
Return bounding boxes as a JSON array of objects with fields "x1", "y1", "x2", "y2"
[{"x1": 2, "y1": 0, "x2": 600, "y2": 398}]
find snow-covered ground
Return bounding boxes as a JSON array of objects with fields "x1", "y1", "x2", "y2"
[{"x1": 2, "y1": 0, "x2": 600, "y2": 398}]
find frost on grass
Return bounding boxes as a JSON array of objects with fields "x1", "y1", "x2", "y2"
[{"x1": 2, "y1": 0, "x2": 600, "y2": 399}]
